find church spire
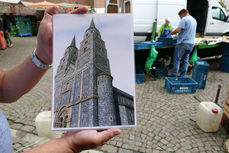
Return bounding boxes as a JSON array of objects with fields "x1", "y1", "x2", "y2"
[
  {"x1": 90, "y1": 18, "x2": 95, "y2": 28},
  {"x1": 70, "y1": 36, "x2": 76, "y2": 47}
]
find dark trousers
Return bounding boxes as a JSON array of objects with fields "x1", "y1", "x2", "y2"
[{"x1": 4, "y1": 31, "x2": 12, "y2": 45}]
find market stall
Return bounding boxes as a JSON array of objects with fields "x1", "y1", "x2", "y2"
[{"x1": 134, "y1": 36, "x2": 229, "y2": 80}]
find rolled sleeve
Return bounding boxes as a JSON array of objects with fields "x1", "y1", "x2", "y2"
[{"x1": 178, "y1": 19, "x2": 185, "y2": 30}]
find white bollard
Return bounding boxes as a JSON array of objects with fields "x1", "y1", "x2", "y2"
[
  {"x1": 35, "y1": 111, "x2": 63, "y2": 139},
  {"x1": 196, "y1": 101, "x2": 223, "y2": 132}
]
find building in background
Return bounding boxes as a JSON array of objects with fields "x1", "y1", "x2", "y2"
[
  {"x1": 54, "y1": 19, "x2": 134, "y2": 128},
  {"x1": 222, "y1": 0, "x2": 229, "y2": 13},
  {"x1": 76, "y1": 0, "x2": 130, "y2": 13}
]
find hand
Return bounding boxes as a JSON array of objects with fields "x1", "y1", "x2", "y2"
[
  {"x1": 36, "y1": 6, "x2": 88, "y2": 65},
  {"x1": 62, "y1": 129, "x2": 121, "y2": 152}
]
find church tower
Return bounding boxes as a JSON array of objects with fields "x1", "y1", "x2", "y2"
[
  {"x1": 54, "y1": 19, "x2": 120, "y2": 128},
  {"x1": 54, "y1": 36, "x2": 78, "y2": 128},
  {"x1": 70, "y1": 19, "x2": 117, "y2": 127}
]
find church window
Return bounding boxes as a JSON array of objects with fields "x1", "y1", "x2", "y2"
[
  {"x1": 129, "y1": 112, "x2": 134, "y2": 122},
  {"x1": 84, "y1": 47, "x2": 87, "y2": 52},
  {"x1": 109, "y1": 116, "x2": 113, "y2": 121},
  {"x1": 97, "y1": 80, "x2": 100, "y2": 85},
  {"x1": 64, "y1": 115, "x2": 68, "y2": 126},
  {"x1": 65, "y1": 82, "x2": 69, "y2": 90}
]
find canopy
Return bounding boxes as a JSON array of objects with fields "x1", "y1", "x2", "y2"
[
  {"x1": 18, "y1": 1, "x2": 80, "y2": 10},
  {"x1": 0, "y1": 0, "x2": 21, "y2": 4}
]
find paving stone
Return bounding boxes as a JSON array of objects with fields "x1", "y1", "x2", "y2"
[
  {"x1": 101, "y1": 145, "x2": 117, "y2": 153},
  {"x1": 118, "y1": 148, "x2": 133, "y2": 153},
  {"x1": 161, "y1": 139, "x2": 168, "y2": 145},
  {"x1": 0, "y1": 37, "x2": 228, "y2": 152}
]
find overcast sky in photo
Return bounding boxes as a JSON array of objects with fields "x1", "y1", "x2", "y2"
[{"x1": 53, "y1": 14, "x2": 135, "y2": 96}]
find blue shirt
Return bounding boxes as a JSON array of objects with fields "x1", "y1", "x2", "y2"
[
  {"x1": 0, "y1": 110, "x2": 12, "y2": 153},
  {"x1": 177, "y1": 15, "x2": 197, "y2": 45}
]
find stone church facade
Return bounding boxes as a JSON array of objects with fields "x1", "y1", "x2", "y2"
[{"x1": 54, "y1": 19, "x2": 134, "y2": 128}]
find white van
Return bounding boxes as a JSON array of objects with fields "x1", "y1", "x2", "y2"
[{"x1": 133, "y1": 0, "x2": 229, "y2": 40}]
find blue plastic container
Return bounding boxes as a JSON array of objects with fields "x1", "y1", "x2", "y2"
[
  {"x1": 152, "y1": 66, "x2": 169, "y2": 78},
  {"x1": 165, "y1": 77, "x2": 198, "y2": 94},
  {"x1": 151, "y1": 61, "x2": 169, "y2": 78},
  {"x1": 222, "y1": 43, "x2": 229, "y2": 56},
  {"x1": 154, "y1": 42, "x2": 163, "y2": 48},
  {"x1": 136, "y1": 65, "x2": 145, "y2": 84},
  {"x1": 157, "y1": 37, "x2": 175, "y2": 46},
  {"x1": 192, "y1": 61, "x2": 209, "y2": 89},
  {"x1": 134, "y1": 42, "x2": 152, "y2": 50},
  {"x1": 220, "y1": 56, "x2": 229, "y2": 73}
]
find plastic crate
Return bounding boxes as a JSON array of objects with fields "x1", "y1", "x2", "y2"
[
  {"x1": 222, "y1": 43, "x2": 229, "y2": 56},
  {"x1": 157, "y1": 37, "x2": 176, "y2": 46},
  {"x1": 154, "y1": 42, "x2": 163, "y2": 48},
  {"x1": 220, "y1": 56, "x2": 229, "y2": 73},
  {"x1": 134, "y1": 42, "x2": 152, "y2": 50},
  {"x1": 192, "y1": 61, "x2": 209, "y2": 89},
  {"x1": 151, "y1": 61, "x2": 169, "y2": 78},
  {"x1": 152, "y1": 66, "x2": 169, "y2": 78},
  {"x1": 165, "y1": 77, "x2": 198, "y2": 94},
  {"x1": 136, "y1": 65, "x2": 145, "y2": 84}
]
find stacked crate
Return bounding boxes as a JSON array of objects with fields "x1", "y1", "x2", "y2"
[
  {"x1": 220, "y1": 43, "x2": 229, "y2": 73},
  {"x1": 136, "y1": 65, "x2": 145, "y2": 84},
  {"x1": 157, "y1": 37, "x2": 177, "y2": 47},
  {"x1": 9, "y1": 22, "x2": 17, "y2": 37},
  {"x1": 14, "y1": 15, "x2": 32, "y2": 37},
  {"x1": 192, "y1": 60, "x2": 209, "y2": 89}
]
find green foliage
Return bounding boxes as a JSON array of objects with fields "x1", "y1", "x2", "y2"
[{"x1": 219, "y1": 1, "x2": 226, "y2": 8}]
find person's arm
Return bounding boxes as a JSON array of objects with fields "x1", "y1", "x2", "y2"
[
  {"x1": 0, "y1": 56, "x2": 47, "y2": 103},
  {"x1": 171, "y1": 18, "x2": 185, "y2": 35},
  {"x1": 158, "y1": 24, "x2": 164, "y2": 37},
  {"x1": 23, "y1": 129, "x2": 121, "y2": 153},
  {"x1": 171, "y1": 27, "x2": 182, "y2": 35},
  {"x1": 0, "y1": 6, "x2": 88, "y2": 103}
]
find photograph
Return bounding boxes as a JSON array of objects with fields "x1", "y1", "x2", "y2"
[{"x1": 52, "y1": 14, "x2": 136, "y2": 130}]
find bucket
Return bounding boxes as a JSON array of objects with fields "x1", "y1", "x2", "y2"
[
  {"x1": 196, "y1": 102, "x2": 223, "y2": 132},
  {"x1": 35, "y1": 111, "x2": 63, "y2": 139}
]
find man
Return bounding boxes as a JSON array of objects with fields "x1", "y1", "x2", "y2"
[
  {"x1": 0, "y1": 6, "x2": 121, "y2": 153},
  {"x1": 169, "y1": 9, "x2": 197, "y2": 77},
  {"x1": 158, "y1": 18, "x2": 174, "y2": 38},
  {"x1": 2, "y1": 13, "x2": 13, "y2": 48}
]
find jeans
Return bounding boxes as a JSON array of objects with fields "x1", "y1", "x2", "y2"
[
  {"x1": 0, "y1": 110, "x2": 12, "y2": 153},
  {"x1": 172, "y1": 43, "x2": 194, "y2": 77}
]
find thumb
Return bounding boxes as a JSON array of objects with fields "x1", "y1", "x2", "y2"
[
  {"x1": 43, "y1": 6, "x2": 59, "y2": 22},
  {"x1": 97, "y1": 129, "x2": 121, "y2": 143}
]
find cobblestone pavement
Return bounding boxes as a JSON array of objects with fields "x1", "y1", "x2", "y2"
[{"x1": 0, "y1": 37, "x2": 228, "y2": 153}]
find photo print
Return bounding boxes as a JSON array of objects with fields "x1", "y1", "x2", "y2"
[{"x1": 52, "y1": 14, "x2": 136, "y2": 130}]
